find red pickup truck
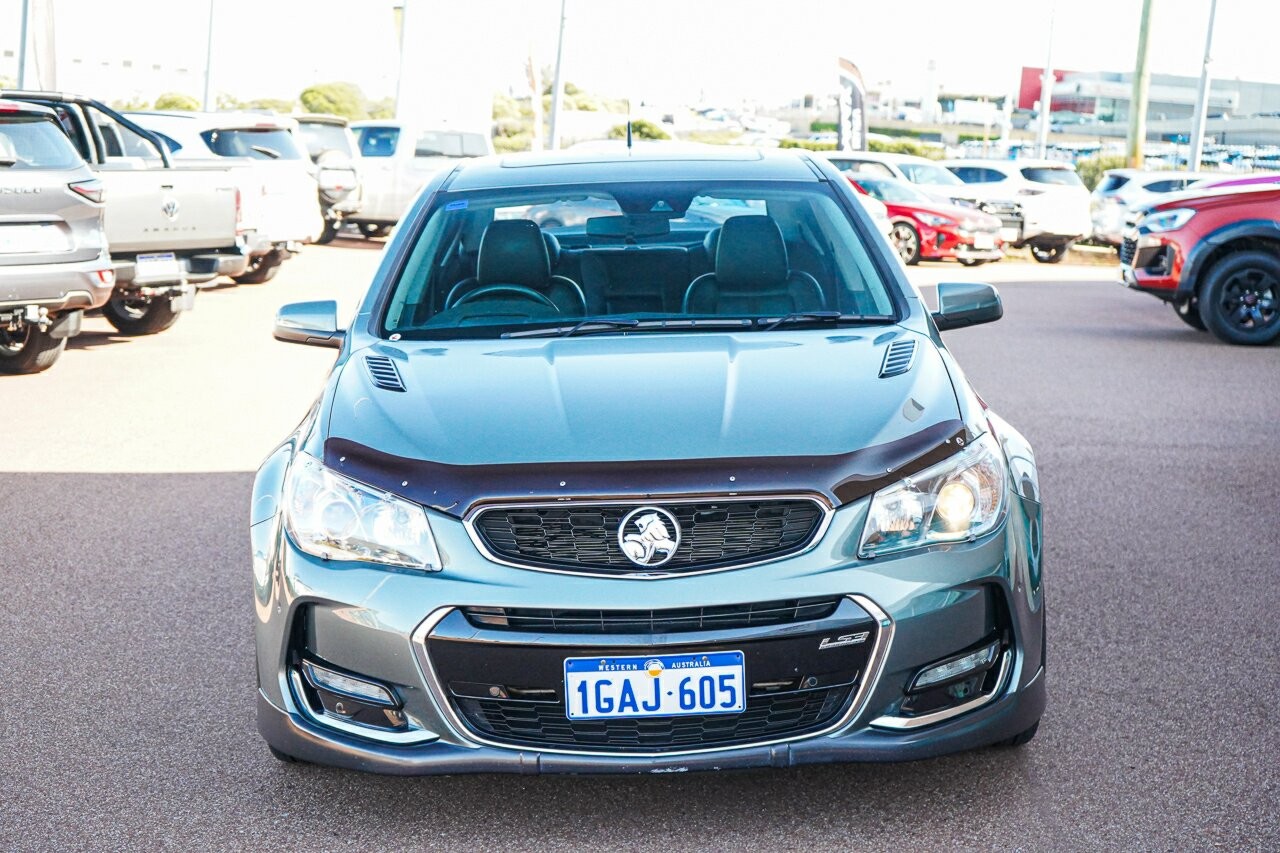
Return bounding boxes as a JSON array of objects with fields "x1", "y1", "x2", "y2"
[{"x1": 1120, "y1": 185, "x2": 1280, "y2": 345}]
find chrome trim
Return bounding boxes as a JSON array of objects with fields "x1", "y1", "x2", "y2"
[
  {"x1": 409, "y1": 593, "x2": 895, "y2": 759},
  {"x1": 462, "y1": 493, "x2": 834, "y2": 580},
  {"x1": 868, "y1": 649, "x2": 1012, "y2": 731},
  {"x1": 287, "y1": 669, "x2": 438, "y2": 746},
  {"x1": 878, "y1": 339, "x2": 917, "y2": 378}
]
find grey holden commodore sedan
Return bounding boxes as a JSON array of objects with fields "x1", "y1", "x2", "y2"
[{"x1": 252, "y1": 148, "x2": 1045, "y2": 774}]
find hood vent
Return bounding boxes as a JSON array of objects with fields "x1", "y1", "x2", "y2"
[
  {"x1": 879, "y1": 339, "x2": 918, "y2": 378},
  {"x1": 364, "y1": 355, "x2": 406, "y2": 392}
]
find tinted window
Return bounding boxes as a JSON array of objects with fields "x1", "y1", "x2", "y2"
[
  {"x1": 201, "y1": 128, "x2": 304, "y2": 160},
  {"x1": 414, "y1": 131, "x2": 490, "y2": 158},
  {"x1": 950, "y1": 166, "x2": 1007, "y2": 183},
  {"x1": 383, "y1": 180, "x2": 896, "y2": 339},
  {"x1": 1097, "y1": 174, "x2": 1130, "y2": 193},
  {"x1": 297, "y1": 122, "x2": 353, "y2": 160},
  {"x1": 1020, "y1": 167, "x2": 1084, "y2": 186},
  {"x1": 357, "y1": 126, "x2": 399, "y2": 157},
  {"x1": 898, "y1": 162, "x2": 963, "y2": 186},
  {"x1": 853, "y1": 175, "x2": 931, "y2": 204},
  {"x1": 1143, "y1": 179, "x2": 1187, "y2": 193},
  {"x1": 0, "y1": 116, "x2": 84, "y2": 170}
]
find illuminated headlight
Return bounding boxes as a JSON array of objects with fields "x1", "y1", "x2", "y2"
[
  {"x1": 283, "y1": 452, "x2": 442, "y2": 570},
  {"x1": 1140, "y1": 207, "x2": 1195, "y2": 233},
  {"x1": 859, "y1": 431, "x2": 1006, "y2": 558}
]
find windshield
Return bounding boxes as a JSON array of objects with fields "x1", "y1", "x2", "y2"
[
  {"x1": 0, "y1": 117, "x2": 83, "y2": 170},
  {"x1": 297, "y1": 122, "x2": 353, "y2": 160},
  {"x1": 382, "y1": 180, "x2": 897, "y2": 339},
  {"x1": 853, "y1": 176, "x2": 930, "y2": 204},
  {"x1": 357, "y1": 126, "x2": 398, "y2": 157},
  {"x1": 898, "y1": 162, "x2": 964, "y2": 186},
  {"x1": 1021, "y1": 167, "x2": 1084, "y2": 187},
  {"x1": 200, "y1": 128, "x2": 304, "y2": 160}
]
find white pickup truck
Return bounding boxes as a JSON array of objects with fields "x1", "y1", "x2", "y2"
[
  {"x1": 1, "y1": 90, "x2": 251, "y2": 334},
  {"x1": 129, "y1": 112, "x2": 323, "y2": 283}
]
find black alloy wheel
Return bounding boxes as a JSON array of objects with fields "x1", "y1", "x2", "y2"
[
  {"x1": 1197, "y1": 251, "x2": 1280, "y2": 345},
  {"x1": 1030, "y1": 241, "x2": 1069, "y2": 264}
]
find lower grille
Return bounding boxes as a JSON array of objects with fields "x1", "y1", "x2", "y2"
[
  {"x1": 1120, "y1": 236, "x2": 1137, "y2": 265},
  {"x1": 454, "y1": 685, "x2": 852, "y2": 752},
  {"x1": 472, "y1": 498, "x2": 826, "y2": 576},
  {"x1": 461, "y1": 597, "x2": 842, "y2": 634}
]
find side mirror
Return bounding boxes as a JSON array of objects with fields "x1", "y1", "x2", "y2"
[
  {"x1": 274, "y1": 300, "x2": 345, "y2": 348},
  {"x1": 932, "y1": 282, "x2": 1003, "y2": 331}
]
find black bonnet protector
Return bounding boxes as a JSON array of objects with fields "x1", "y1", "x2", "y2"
[{"x1": 324, "y1": 419, "x2": 971, "y2": 518}]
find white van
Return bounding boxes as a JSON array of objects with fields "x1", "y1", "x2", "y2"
[{"x1": 348, "y1": 121, "x2": 493, "y2": 237}]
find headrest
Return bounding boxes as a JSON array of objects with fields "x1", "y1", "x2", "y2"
[
  {"x1": 714, "y1": 216, "x2": 789, "y2": 290},
  {"x1": 542, "y1": 230, "x2": 561, "y2": 268},
  {"x1": 477, "y1": 220, "x2": 550, "y2": 289},
  {"x1": 703, "y1": 227, "x2": 721, "y2": 258}
]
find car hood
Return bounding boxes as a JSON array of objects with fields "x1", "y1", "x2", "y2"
[{"x1": 323, "y1": 330, "x2": 966, "y2": 515}]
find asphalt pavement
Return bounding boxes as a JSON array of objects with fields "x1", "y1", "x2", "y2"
[{"x1": 1, "y1": 242, "x2": 1277, "y2": 850}]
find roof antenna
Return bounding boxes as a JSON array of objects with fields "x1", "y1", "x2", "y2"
[{"x1": 626, "y1": 99, "x2": 633, "y2": 155}]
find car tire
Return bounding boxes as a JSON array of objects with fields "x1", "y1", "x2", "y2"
[
  {"x1": 1196, "y1": 251, "x2": 1280, "y2": 346},
  {"x1": 1172, "y1": 299, "x2": 1207, "y2": 331},
  {"x1": 233, "y1": 255, "x2": 282, "y2": 285},
  {"x1": 315, "y1": 220, "x2": 340, "y2": 245},
  {"x1": 1030, "y1": 241, "x2": 1069, "y2": 264},
  {"x1": 362, "y1": 224, "x2": 392, "y2": 239},
  {"x1": 891, "y1": 222, "x2": 921, "y2": 265},
  {"x1": 102, "y1": 294, "x2": 181, "y2": 336},
  {"x1": 0, "y1": 325, "x2": 66, "y2": 374},
  {"x1": 958, "y1": 258, "x2": 989, "y2": 267},
  {"x1": 997, "y1": 720, "x2": 1040, "y2": 748}
]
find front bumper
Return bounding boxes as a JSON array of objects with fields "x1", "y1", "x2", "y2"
[
  {"x1": 1119, "y1": 230, "x2": 1184, "y2": 298},
  {"x1": 250, "y1": 452, "x2": 1046, "y2": 774}
]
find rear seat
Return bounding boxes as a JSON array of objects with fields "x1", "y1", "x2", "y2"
[{"x1": 576, "y1": 247, "x2": 692, "y2": 315}]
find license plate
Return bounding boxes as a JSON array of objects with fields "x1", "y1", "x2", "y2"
[
  {"x1": 0, "y1": 223, "x2": 69, "y2": 254},
  {"x1": 564, "y1": 651, "x2": 746, "y2": 720},
  {"x1": 999, "y1": 227, "x2": 1020, "y2": 243},
  {"x1": 972, "y1": 232, "x2": 995, "y2": 250},
  {"x1": 134, "y1": 252, "x2": 183, "y2": 282}
]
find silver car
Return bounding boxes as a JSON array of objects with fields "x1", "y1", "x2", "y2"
[{"x1": 0, "y1": 99, "x2": 114, "y2": 374}]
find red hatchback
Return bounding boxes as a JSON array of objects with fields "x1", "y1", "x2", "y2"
[{"x1": 849, "y1": 175, "x2": 1004, "y2": 266}]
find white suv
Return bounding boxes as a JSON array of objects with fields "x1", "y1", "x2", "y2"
[
  {"x1": 815, "y1": 151, "x2": 973, "y2": 205},
  {"x1": 944, "y1": 159, "x2": 1092, "y2": 263}
]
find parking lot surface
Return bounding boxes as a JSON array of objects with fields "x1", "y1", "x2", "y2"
[{"x1": 1, "y1": 243, "x2": 1277, "y2": 850}]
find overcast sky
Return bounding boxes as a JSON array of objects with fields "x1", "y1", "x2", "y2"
[{"x1": 1, "y1": 0, "x2": 1276, "y2": 107}]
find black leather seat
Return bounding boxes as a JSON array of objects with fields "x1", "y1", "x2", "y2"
[
  {"x1": 683, "y1": 216, "x2": 825, "y2": 315},
  {"x1": 445, "y1": 220, "x2": 586, "y2": 316}
]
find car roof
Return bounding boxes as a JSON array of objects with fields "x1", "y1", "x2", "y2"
[
  {"x1": 444, "y1": 147, "x2": 822, "y2": 190},
  {"x1": 293, "y1": 113, "x2": 348, "y2": 126},
  {"x1": 1103, "y1": 168, "x2": 1203, "y2": 180},
  {"x1": 127, "y1": 111, "x2": 299, "y2": 132},
  {"x1": 0, "y1": 98, "x2": 55, "y2": 118},
  {"x1": 944, "y1": 158, "x2": 1077, "y2": 170},
  {"x1": 815, "y1": 150, "x2": 935, "y2": 164}
]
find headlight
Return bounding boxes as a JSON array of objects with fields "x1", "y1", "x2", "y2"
[
  {"x1": 1140, "y1": 207, "x2": 1195, "y2": 233},
  {"x1": 858, "y1": 432, "x2": 1006, "y2": 558},
  {"x1": 949, "y1": 197, "x2": 978, "y2": 209},
  {"x1": 917, "y1": 213, "x2": 955, "y2": 227},
  {"x1": 283, "y1": 452, "x2": 442, "y2": 570}
]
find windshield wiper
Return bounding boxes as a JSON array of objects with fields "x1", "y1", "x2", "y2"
[
  {"x1": 501, "y1": 318, "x2": 752, "y2": 339},
  {"x1": 758, "y1": 312, "x2": 891, "y2": 331},
  {"x1": 250, "y1": 145, "x2": 281, "y2": 159}
]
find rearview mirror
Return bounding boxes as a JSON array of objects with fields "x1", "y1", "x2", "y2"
[
  {"x1": 274, "y1": 300, "x2": 345, "y2": 348},
  {"x1": 932, "y1": 282, "x2": 1003, "y2": 331}
]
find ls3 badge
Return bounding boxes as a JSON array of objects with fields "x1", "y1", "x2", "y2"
[{"x1": 818, "y1": 632, "x2": 869, "y2": 650}]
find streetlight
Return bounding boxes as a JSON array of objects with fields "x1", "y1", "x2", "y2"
[
  {"x1": 17, "y1": 0, "x2": 31, "y2": 88},
  {"x1": 1035, "y1": 2, "x2": 1056, "y2": 159},
  {"x1": 548, "y1": 0, "x2": 568, "y2": 150},
  {"x1": 1188, "y1": 0, "x2": 1219, "y2": 171}
]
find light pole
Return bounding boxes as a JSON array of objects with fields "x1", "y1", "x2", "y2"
[
  {"x1": 17, "y1": 0, "x2": 31, "y2": 88},
  {"x1": 1188, "y1": 0, "x2": 1219, "y2": 171},
  {"x1": 394, "y1": 0, "x2": 410, "y2": 120},
  {"x1": 1127, "y1": 0, "x2": 1155, "y2": 168},
  {"x1": 548, "y1": 0, "x2": 568, "y2": 150},
  {"x1": 1035, "y1": 3, "x2": 1056, "y2": 159},
  {"x1": 202, "y1": 0, "x2": 215, "y2": 110}
]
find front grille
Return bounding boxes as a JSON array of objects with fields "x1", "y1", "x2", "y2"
[
  {"x1": 1120, "y1": 236, "x2": 1137, "y2": 265},
  {"x1": 472, "y1": 498, "x2": 826, "y2": 575},
  {"x1": 461, "y1": 597, "x2": 842, "y2": 634},
  {"x1": 454, "y1": 684, "x2": 852, "y2": 752},
  {"x1": 978, "y1": 200, "x2": 1023, "y2": 231}
]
